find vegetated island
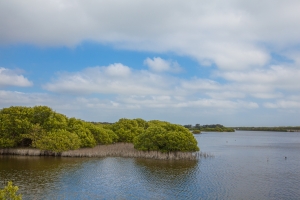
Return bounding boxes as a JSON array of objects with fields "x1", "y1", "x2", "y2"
[
  {"x1": 183, "y1": 124, "x2": 235, "y2": 134},
  {"x1": 0, "y1": 106, "x2": 200, "y2": 160},
  {"x1": 233, "y1": 127, "x2": 300, "y2": 132}
]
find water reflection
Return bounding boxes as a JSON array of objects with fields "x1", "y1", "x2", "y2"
[
  {"x1": 0, "y1": 156, "x2": 91, "y2": 199},
  {"x1": 0, "y1": 155, "x2": 201, "y2": 199},
  {"x1": 133, "y1": 159, "x2": 200, "y2": 199},
  {"x1": 134, "y1": 158, "x2": 198, "y2": 185}
]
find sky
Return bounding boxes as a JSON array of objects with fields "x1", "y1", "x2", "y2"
[{"x1": 0, "y1": 0, "x2": 300, "y2": 126}]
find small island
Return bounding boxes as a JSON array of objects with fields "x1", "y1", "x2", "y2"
[
  {"x1": 184, "y1": 124, "x2": 235, "y2": 133},
  {"x1": 0, "y1": 106, "x2": 199, "y2": 160}
]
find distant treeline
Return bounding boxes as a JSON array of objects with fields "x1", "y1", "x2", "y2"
[
  {"x1": 184, "y1": 124, "x2": 235, "y2": 133},
  {"x1": 0, "y1": 106, "x2": 199, "y2": 153},
  {"x1": 233, "y1": 127, "x2": 300, "y2": 132}
]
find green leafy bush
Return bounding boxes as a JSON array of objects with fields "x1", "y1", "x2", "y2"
[
  {"x1": 111, "y1": 118, "x2": 144, "y2": 142},
  {"x1": 0, "y1": 106, "x2": 200, "y2": 153},
  {"x1": 134, "y1": 122, "x2": 199, "y2": 152},
  {"x1": 35, "y1": 129, "x2": 81, "y2": 153},
  {"x1": 87, "y1": 124, "x2": 118, "y2": 144},
  {"x1": 0, "y1": 181, "x2": 22, "y2": 200}
]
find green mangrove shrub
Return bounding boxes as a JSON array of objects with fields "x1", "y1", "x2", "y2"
[
  {"x1": 134, "y1": 122, "x2": 199, "y2": 152},
  {"x1": 111, "y1": 118, "x2": 145, "y2": 142},
  {"x1": 0, "y1": 181, "x2": 22, "y2": 200},
  {"x1": 0, "y1": 106, "x2": 200, "y2": 153},
  {"x1": 35, "y1": 129, "x2": 81, "y2": 153}
]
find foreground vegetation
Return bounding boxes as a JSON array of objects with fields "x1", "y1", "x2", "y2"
[
  {"x1": 0, "y1": 181, "x2": 22, "y2": 200},
  {"x1": 0, "y1": 106, "x2": 199, "y2": 154}
]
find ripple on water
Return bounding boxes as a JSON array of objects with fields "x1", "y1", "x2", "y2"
[{"x1": 1, "y1": 131, "x2": 300, "y2": 199}]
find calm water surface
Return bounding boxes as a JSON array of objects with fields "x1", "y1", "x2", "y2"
[{"x1": 1, "y1": 131, "x2": 300, "y2": 199}]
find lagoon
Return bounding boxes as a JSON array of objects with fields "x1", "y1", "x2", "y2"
[{"x1": 1, "y1": 131, "x2": 300, "y2": 199}]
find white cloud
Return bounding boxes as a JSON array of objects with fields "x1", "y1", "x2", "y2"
[
  {"x1": 180, "y1": 78, "x2": 221, "y2": 92},
  {"x1": 44, "y1": 61, "x2": 300, "y2": 104},
  {"x1": 144, "y1": 57, "x2": 182, "y2": 73},
  {"x1": 0, "y1": 90, "x2": 50, "y2": 106},
  {"x1": 0, "y1": 67, "x2": 33, "y2": 87},
  {"x1": 188, "y1": 99, "x2": 259, "y2": 109},
  {"x1": 144, "y1": 57, "x2": 170, "y2": 72},
  {"x1": 0, "y1": 89, "x2": 261, "y2": 125},
  {"x1": 284, "y1": 51, "x2": 300, "y2": 65},
  {"x1": 206, "y1": 91, "x2": 245, "y2": 99},
  {"x1": 41, "y1": 63, "x2": 264, "y2": 113},
  {"x1": 211, "y1": 43, "x2": 269, "y2": 70},
  {"x1": 251, "y1": 93, "x2": 283, "y2": 99},
  {"x1": 121, "y1": 95, "x2": 173, "y2": 108},
  {"x1": 287, "y1": 95, "x2": 300, "y2": 101},
  {"x1": 114, "y1": 95, "x2": 258, "y2": 110},
  {"x1": 104, "y1": 63, "x2": 131, "y2": 77},
  {"x1": 216, "y1": 65, "x2": 300, "y2": 95},
  {"x1": 1, "y1": 0, "x2": 300, "y2": 70},
  {"x1": 264, "y1": 100, "x2": 300, "y2": 109},
  {"x1": 43, "y1": 63, "x2": 177, "y2": 95}
]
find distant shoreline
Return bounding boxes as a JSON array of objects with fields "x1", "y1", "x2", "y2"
[
  {"x1": 234, "y1": 128, "x2": 300, "y2": 132},
  {"x1": 0, "y1": 143, "x2": 201, "y2": 160}
]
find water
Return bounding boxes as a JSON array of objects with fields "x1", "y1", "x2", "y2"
[{"x1": 1, "y1": 131, "x2": 300, "y2": 199}]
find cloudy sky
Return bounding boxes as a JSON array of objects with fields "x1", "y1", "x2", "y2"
[{"x1": 1, "y1": 0, "x2": 300, "y2": 126}]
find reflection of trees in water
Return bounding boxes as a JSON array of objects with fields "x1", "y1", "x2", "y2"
[
  {"x1": 134, "y1": 158, "x2": 200, "y2": 197},
  {"x1": 0, "y1": 156, "x2": 201, "y2": 199},
  {"x1": 0, "y1": 156, "x2": 89, "y2": 199},
  {"x1": 135, "y1": 158, "x2": 198, "y2": 174}
]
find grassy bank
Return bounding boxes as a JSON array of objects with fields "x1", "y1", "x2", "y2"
[{"x1": 0, "y1": 143, "x2": 204, "y2": 160}]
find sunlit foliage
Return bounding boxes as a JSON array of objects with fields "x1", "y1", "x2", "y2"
[
  {"x1": 0, "y1": 181, "x2": 22, "y2": 200},
  {"x1": 34, "y1": 129, "x2": 81, "y2": 153},
  {"x1": 134, "y1": 121, "x2": 199, "y2": 152},
  {"x1": 0, "y1": 106, "x2": 199, "y2": 153},
  {"x1": 111, "y1": 118, "x2": 145, "y2": 142}
]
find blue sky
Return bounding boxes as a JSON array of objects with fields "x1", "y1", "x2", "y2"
[{"x1": 1, "y1": 0, "x2": 300, "y2": 126}]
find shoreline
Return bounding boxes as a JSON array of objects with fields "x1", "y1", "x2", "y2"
[{"x1": 0, "y1": 143, "x2": 201, "y2": 160}]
